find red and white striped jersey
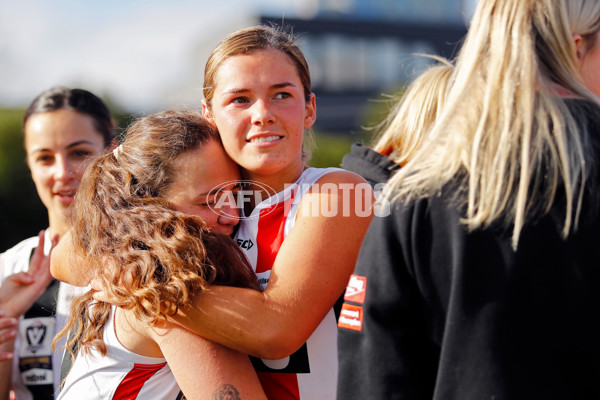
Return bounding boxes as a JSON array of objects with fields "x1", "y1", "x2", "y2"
[
  {"x1": 235, "y1": 167, "x2": 342, "y2": 400},
  {"x1": 58, "y1": 306, "x2": 184, "y2": 400}
]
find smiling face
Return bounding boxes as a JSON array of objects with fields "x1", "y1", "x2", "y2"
[
  {"x1": 203, "y1": 49, "x2": 316, "y2": 187},
  {"x1": 25, "y1": 108, "x2": 107, "y2": 235},
  {"x1": 164, "y1": 139, "x2": 242, "y2": 236}
]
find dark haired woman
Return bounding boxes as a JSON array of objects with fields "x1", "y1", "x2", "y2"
[{"x1": 0, "y1": 86, "x2": 115, "y2": 399}]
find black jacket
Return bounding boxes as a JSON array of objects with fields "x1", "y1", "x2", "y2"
[
  {"x1": 341, "y1": 142, "x2": 400, "y2": 187},
  {"x1": 337, "y1": 100, "x2": 600, "y2": 399}
]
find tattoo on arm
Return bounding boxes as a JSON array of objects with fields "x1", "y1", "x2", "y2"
[{"x1": 213, "y1": 383, "x2": 242, "y2": 400}]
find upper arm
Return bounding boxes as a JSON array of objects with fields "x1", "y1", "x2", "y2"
[
  {"x1": 150, "y1": 321, "x2": 266, "y2": 400},
  {"x1": 172, "y1": 171, "x2": 375, "y2": 358},
  {"x1": 261, "y1": 170, "x2": 375, "y2": 348}
]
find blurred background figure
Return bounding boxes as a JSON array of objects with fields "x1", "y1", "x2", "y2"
[
  {"x1": 0, "y1": 87, "x2": 115, "y2": 400},
  {"x1": 338, "y1": 0, "x2": 600, "y2": 398},
  {"x1": 341, "y1": 56, "x2": 454, "y2": 186}
]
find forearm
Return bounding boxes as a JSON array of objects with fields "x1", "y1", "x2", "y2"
[
  {"x1": 0, "y1": 312, "x2": 17, "y2": 399},
  {"x1": 173, "y1": 178, "x2": 372, "y2": 358},
  {"x1": 0, "y1": 339, "x2": 15, "y2": 400},
  {"x1": 174, "y1": 285, "x2": 319, "y2": 359},
  {"x1": 153, "y1": 321, "x2": 267, "y2": 400}
]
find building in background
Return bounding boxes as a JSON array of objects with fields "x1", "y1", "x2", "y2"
[{"x1": 260, "y1": 0, "x2": 473, "y2": 133}]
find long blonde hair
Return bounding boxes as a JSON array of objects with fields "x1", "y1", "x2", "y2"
[
  {"x1": 372, "y1": 56, "x2": 453, "y2": 166},
  {"x1": 387, "y1": 0, "x2": 600, "y2": 248},
  {"x1": 54, "y1": 111, "x2": 260, "y2": 357}
]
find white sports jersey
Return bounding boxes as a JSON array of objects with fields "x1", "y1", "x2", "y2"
[
  {"x1": 0, "y1": 231, "x2": 87, "y2": 400},
  {"x1": 58, "y1": 306, "x2": 184, "y2": 400},
  {"x1": 234, "y1": 167, "x2": 342, "y2": 400}
]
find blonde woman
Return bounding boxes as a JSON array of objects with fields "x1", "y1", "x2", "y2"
[
  {"x1": 338, "y1": 0, "x2": 600, "y2": 398},
  {"x1": 342, "y1": 57, "x2": 453, "y2": 185}
]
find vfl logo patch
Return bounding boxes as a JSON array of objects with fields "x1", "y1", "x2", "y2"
[
  {"x1": 25, "y1": 321, "x2": 47, "y2": 353},
  {"x1": 338, "y1": 303, "x2": 363, "y2": 331},
  {"x1": 343, "y1": 274, "x2": 367, "y2": 304}
]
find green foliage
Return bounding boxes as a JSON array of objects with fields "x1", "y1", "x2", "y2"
[
  {"x1": 0, "y1": 109, "x2": 47, "y2": 251},
  {"x1": 359, "y1": 85, "x2": 409, "y2": 145},
  {"x1": 0, "y1": 109, "x2": 25, "y2": 188},
  {"x1": 307, "y1": 86, "x2": 409, "y2": 169},
  {"x1": 308, "y1": 131, "x2": 357, "y2": 168}
]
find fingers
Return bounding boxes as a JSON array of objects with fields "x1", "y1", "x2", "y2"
[
  {"x1": 89, "y1": 278, "x2": 103, "y2": 292},
  {"x1": 92, "y1": 290, "x2": 110, "y2": 303},
  {"x1": 0, "y1": 314, "x2": 17, "y2": 331},
  {"x1": 27, "y1": 230, "x2": 54, "y2": 288},
  {"x1": 0, "y1": 272, "x2": 33, "y2": 308},
  {"x1": 0, "y1": 351, "x2": 14, "y2": 362},
  {"x1": 0, "y1": 327, "x2": 17, "y2": 344},
  {"x1": 38, "y1": 229, "x2": 45, "y2": 249},
  {"x1": 0, "y1": 313, "x2": 18, "y2": 360},
  {"x1": 5, "y1": 272, "x2": 34, "y2": 286},
  {"x1": 28, "y1": 230, "x2": 46, "y2": 276},
  {"x1": 90, "y1": 279, "x2": 112, "y2": 303},
  {"x1": 49, "y1": 233, "x2": 59, "y2": 252}
]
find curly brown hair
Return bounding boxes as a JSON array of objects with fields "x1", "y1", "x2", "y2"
[{"x1": 54, "y1": 110, "x2": 259, "y2": 356}]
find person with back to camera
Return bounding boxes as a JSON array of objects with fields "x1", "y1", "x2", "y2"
[
  {"x1": 337, "y1": 0, "x2": 600, "y2": 398},
  {"x1": 0, "y1": 87, "x2": 116, "y2": 400},
  {"x1": 341, "y1": 56, "x2": 454, "y2": 187},
  {"x1": 50, "y1": 110, "x2": 267, "y2": 399},
  {"x1": 88, "y1": 24, "x2": 375, "y2": 400}
]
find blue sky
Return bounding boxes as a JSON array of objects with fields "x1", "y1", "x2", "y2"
[{"x1": 0, "y1": 0, "x2": 298, "y2": 112}]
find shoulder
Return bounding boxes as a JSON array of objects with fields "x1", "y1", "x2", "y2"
[
  {"x1": 341, "y1": 142, "x2": 400, "y2": 186},
  {"x1": 2, "y1": 236, "x2": 39, "y2": 256},
  {"x1": 116, "y1": 307, "x2": 165, "y2": 358},
  {"x1": 565, "y1": 98, "x2": 600, "y2": 115},
  {"x1": 308, "y1": 168, "x2": 374, "y2": 208},
  {"x1": 564, "y1": 98, "x2": 600, "y2": 133},
  {"x1": 380, "y1": 184, "x2": 464, "y2": 240},
  {"x1": 0, "y1": 236, "x2": 39, "y2": 277},
  {"x1": 312, "y1": 167, "x2": 370, "y2": 186},
  {"x1": 564, "y1": 99, "x2": 600, "y2": 212},
  {"x1": 293, "y1": 168, "x2": 374, "y2": 223}
]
